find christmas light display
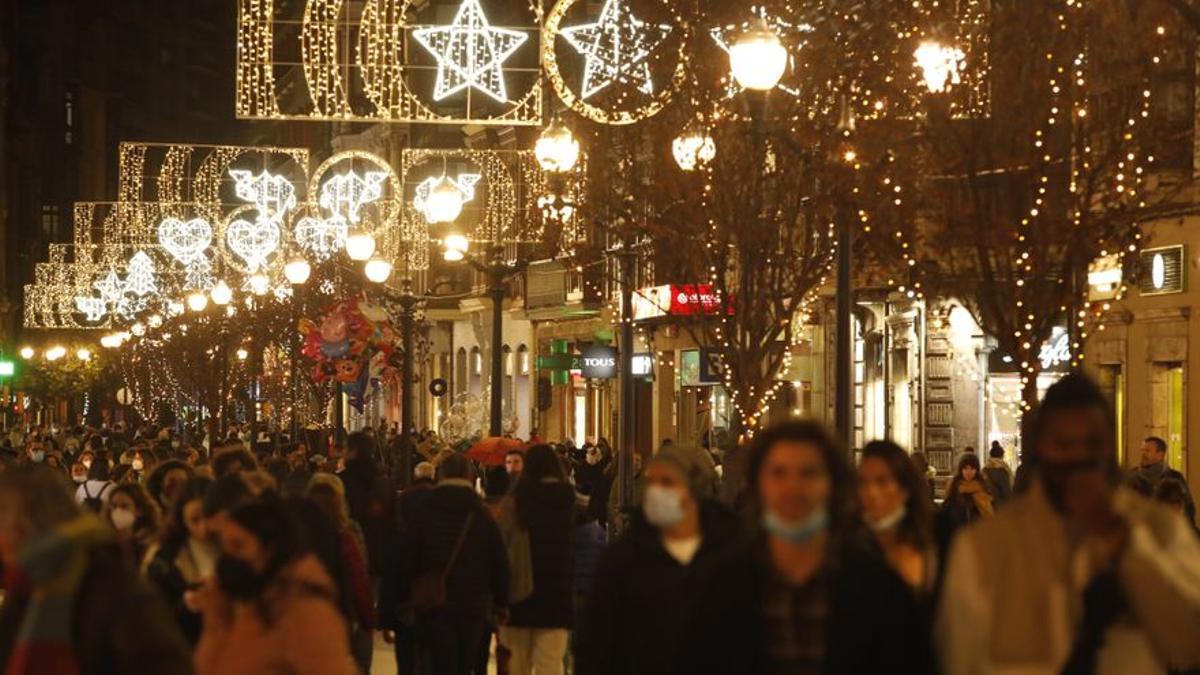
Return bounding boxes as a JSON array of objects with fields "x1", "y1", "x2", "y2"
[
  {"x1": 559, "y1": 0, "x2": 671, "y2": 99},
  {"x1": 235, "y1": 0, "x2": 543, "y2": 124},
  {"x1": 413, "y1": 0, "x2": 530, "y2": 103}
]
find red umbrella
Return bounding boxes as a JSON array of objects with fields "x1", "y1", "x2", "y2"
[{"x1": 467, "y1": 437, "x2": 527, "y2": 466}]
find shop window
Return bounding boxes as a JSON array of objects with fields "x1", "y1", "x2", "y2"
[{"x1": 1151, "y1": 363, "x2": 1186, "y2": 475}]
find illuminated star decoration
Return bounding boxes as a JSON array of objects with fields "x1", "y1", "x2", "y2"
[
  {"x1": 412, "y1": 0, "x2": 529, "y2": 103},
  {"x1": 710, "y1": 12, "x2": 811, "y2": 97},
  {"x1": 412, "y1": 173, "x2": 483, "y2": 214},
  {"x1": 559, "y1": 0, "x2": 672, "y2": 99}
]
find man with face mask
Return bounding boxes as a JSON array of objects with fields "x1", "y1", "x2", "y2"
[
  {"x1": 938, "y1": 374, "x2": 1200, "y2": 674},
  {"x1": 575, "y1": 444, "x2": 737, "y2": 675}
]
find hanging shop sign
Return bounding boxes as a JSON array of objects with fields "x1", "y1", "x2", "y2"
[
  {"x1": 631, "y1": 284, "x2": 728, "y2": 321},
  {"x1": 580, "y1": 344, "x2": 618, "y2": 379}
]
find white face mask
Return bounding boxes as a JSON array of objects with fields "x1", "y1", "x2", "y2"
[
  {"x1": 131, "y1": 459, "x2": 145, "y2": 472},
  {"x1": 110, "y1": 507, "x2": 137, "y2": 531},
  {"x1": 865, "y1": 505, "x2": 907, "y2": 533},
  {"x1": 643, "y1": 485, "x2": 686, "y2": 528}
]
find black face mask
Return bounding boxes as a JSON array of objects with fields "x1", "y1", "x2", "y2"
[{"x1": 216, "y1": 555, "x2": 268, "y2": 600}]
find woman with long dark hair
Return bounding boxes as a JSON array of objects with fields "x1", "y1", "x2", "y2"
[
  {"x1": 676, "y1": 422, "x2": 932, "y2": 674},
  {"x1": 103, "y1": 482, "x2": 162, "y2": 566},
  {"x1": 144, "y1": 477, "x2": 217, "y2": 644},
  {"x1": 500, "y1": 444, "x2": 576, "y2": 674},
  {"x1": 193, "y1": 499, "x2": 356, "y2": 675},
  {"x1": 942, "y1": 454, "x2": 994, "y2": 527},
  {"x1": 858, "y1": 441, "x2": 936, "y2": 594}
]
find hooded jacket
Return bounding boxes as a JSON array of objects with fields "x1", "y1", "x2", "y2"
[{"x1": 575, "y1": 502, "x2": 739, "y2": 675}]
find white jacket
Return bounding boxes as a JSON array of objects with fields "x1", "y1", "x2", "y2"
[{"x1": 937, "y1": 482, "x2": 1200, "y2": 675}]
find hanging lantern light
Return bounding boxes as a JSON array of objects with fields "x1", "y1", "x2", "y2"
[
  {"x1": 19, "y1": 346, "x2": 34, "y2": 359},
  {"x1": 75, "y1": 348, "x2": 92, "y2": 362},
  {"x1": 672, "y1": 127, "x2": 717, "y2": 171},
  {"x1": 186, "y1": 291, "x2": 209, "y2": 313},
  {"x1": 443, "y1": 233, "x2": 470, "y2": 262},
  {"x1": 364, "y1": 257, "x2": 394, "y2": 283},
  {"x1": 422, "y1": 177, "x2": 465, "y2": 224},
  {"x1": 535, "y1": 119, "x2": 581, "y2": 173},
  {"x1": 729, "y1": 20, "x2": 788, "y2": 91},
  {"x1": 284, "y1": 257, "x2": 312, "y2": 285},
  {"x1": 45, "y1": 345, "x2": 67, "y2": 361},
  {"x1": 248, "y1": 273, "x2": 271, "y2": 296},
  {"x1": 210, "y1": 279, "x2": 233, "y2": 306},
  {"x1": 345, "y1": 230, "x2": 377, "y2": 261}
]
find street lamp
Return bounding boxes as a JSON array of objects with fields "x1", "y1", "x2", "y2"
[
  {"x1": 248, "y1": 273, "x2": 270, "y2": 296},
  {"x1": 211, "y1": 279, "x2": 234, "y2": 305},
  {"x1": 130, "y1": 322, "x2": 146, "y2": 337},
  {"x1": 75, "y1": 348, "x2": 92, "y2": 362},
  {"x1": 186, "y1": 290, "x2": 210, "y2": 313},
  {"x1": 672, "y1": 128, "x2": 717, "y2": 172},
  {"x1": 45, "y1": 345, "x2": 66, "y2": 361},
  {"x1": 535, "y1": 119, "x2": 581, "y2": 173},
  {"x1": 914, "y1": 41, "x2": 965, "y2": 94},
  {"x1": 284, "y1": 257, "x2": 312, "y2": 286},
  {"x1": 345, "y1": 230, "x2": 377, "y2": 261},
  {"x1": 364, "y1": 257, "x2": 393, "y2": 284},
  {"x1": 422, "y1": 177, "x2": 465, "y2": 224},
  {"x1": 19, "y1": 347, "x2": 33, "y2": 360},
  {"x1": 443, "y1": 234, "x2": 470, "y2": 262},
  {"x1": 729, "y1": 20, "x2": 788, "y2": 91}
]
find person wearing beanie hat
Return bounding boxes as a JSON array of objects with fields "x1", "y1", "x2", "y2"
[{"x1": 575, "y1": 444, "x2": 737, "y2": 675}]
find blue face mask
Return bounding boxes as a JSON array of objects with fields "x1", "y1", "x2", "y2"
[{"x1": 762, "y1": 508, "x2": 829, "y2": 543}]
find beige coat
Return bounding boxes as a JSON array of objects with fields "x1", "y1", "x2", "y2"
[
  {"x1": 194, "y1": 554, "x2": 357, "y2": 675},
  {"x1": 937, "y1": 482, "x2": 1200, "y2": 675}
]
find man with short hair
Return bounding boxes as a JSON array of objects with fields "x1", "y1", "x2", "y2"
[
  {"x1": 1133, "y1": 436, "x2": 1195, "y2": 522},
  {"x1": 504, "y1": 449, "x2": 524, "y2": 482},
  {"x1": 938, "y1": 374, "x2": 1200, "y2": 673}
]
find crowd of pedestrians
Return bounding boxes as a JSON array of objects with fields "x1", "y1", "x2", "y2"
[{"x1": 0, "y1": 372, "x2": 1198, "y2": 674}]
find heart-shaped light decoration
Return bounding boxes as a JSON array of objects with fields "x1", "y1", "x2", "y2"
[
  {"x1": 157, "y1": 217, "x2": 213, "y2": 264},
  {"x1": 295, "y1": 216, "x2": 348, "y2": 262},
  {"x1": 226, "y1": 217, "x2": 280, "y2": 272}
]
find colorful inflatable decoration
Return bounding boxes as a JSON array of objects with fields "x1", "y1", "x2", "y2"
[{"x1": 301, "y1": 297, "x2": 399, "y2": 411}]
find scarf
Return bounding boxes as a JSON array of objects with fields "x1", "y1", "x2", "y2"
[
  {"x1": 5, "y1": 515, "x2": 111, "y2": 675},
  {"x1": 956, "y1": 480, "x2": 995, "y2": 517}
]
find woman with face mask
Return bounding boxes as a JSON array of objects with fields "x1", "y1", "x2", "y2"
[
  {"x1": 104, "y1": 483, "x2": 162, "y2": 568},
  {"x1": 677, "y1": 421, "x2": 933, "y2": 674},
  {"x1": 192, "y1": 499, "x2": 356, "y2": 675},
  {"x1": 144, "y1": 477, "x2": 216, "y2": 644},
  {"x1": 936, "y1": 454, "x2": 994, "y2": 553},
  {"x1": 575, "y1": 444, "x2": 737, "y2": 675},
  {"x1": 857, "y1": 441, "x2": 937, "y2": 596}
]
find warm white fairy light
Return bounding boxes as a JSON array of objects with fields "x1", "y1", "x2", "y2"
[
  {"x1": 559, "y1": 0, "x2": 672, "y2": 99},
  {"x1": 319, "y1": 170, "x2": 389, "y2": 225},
  {"x1": 157, "y1": 217, "x2": 213, "y2": 265},
  {"x1": 672, "y1": 130, "x2": 716, "y2": 172},
  {"x1": 412, "y1": 0, "x2": 529, "y2": 103},
  {"x1": 294, "y1": 215, "x2": 348, "y2": 261},
  {"x1": 226, "y1": 215, "x2": 281, "y2": 273},
  {"x1": 229, "y1": 169, "x2": 298, "y2": 222}
]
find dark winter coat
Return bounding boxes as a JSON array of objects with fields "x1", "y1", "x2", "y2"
[
  {"x1": 0, "y1": 541, "x2": 194, "y2": 675},
  {"x1": 382, "y1": 483, "x2": 508, "y2": 627},
  {"x1": 509, "y1": 480, "x2": 576, "y2": 628},
  {"x1": 675, "y1": 534, "x2": 935, "y2": 675},
  {"x1": 339, "y1": 457, "x2": 396, "y2": 577},
  {"x1": 575, "y1": 502, "x2": 739, "y2": 675}
]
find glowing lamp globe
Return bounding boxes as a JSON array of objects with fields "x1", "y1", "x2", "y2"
[
  {"x1": 236, "y1": 348, "x2": 249, "y2": 361},
  {"x1": 130, "y1": 323, "x2": 146, "y2": 337},
  {"x1": 186, "y1": 291, "x2": 209, "y2": 312},
  {"x1": 147, "y1": 314, "x2": 164, "y2": 328},
  {"x1": 345, "y1": 231, "x2": 376, "y2": 261},
  {"x1": 210, "y1": 280, "x2": 233, "y2": 306},
  {"x1": 422, "y1": 177, "x2": 465, "y2": 224},
  {"x1": 284, "y1": 257, "x2": 312, "y2": 285},
  {"x1": 248, "y1": 273, "x2": 270, "y2": 296},
  {"x1": 672, "y1": 130, "x2": 717, "y2": 171},
  {"x1": 443, "y1": 233, "x2": 470, "y2": 262},
  {"x1": 19, "y1": 347, "x2": 34, "y2": 360},
  {"x1": 76, "y1": 348, "x2": 92, "y2": 362},
  {"x1": 45, "y1": 345, "x2": 67, "y2": 361},
  {"x1": 730, "y1": 22, "x2": 788, "y2": 91},
  {"x1": 535, "y1": 121, "x2": 580, "y2": 173},
  {"x1": 364, "y1": 257, "x2": 394, "y2": 284},
  {"x1": 100, "y1": 335, "x2": 118, "y2": 349}
]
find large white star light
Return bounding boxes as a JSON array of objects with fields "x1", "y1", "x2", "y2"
[
  {"x1": 559, "y1": 0, "x2": 672, "y2": 99},
  {"x1": 412, "y1": 173, "x2": 483, "y2": 213},
  {"x1": 413, "y1": 0, "x2": 529, "y2": 103}
]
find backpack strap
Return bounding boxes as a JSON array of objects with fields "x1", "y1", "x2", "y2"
[{"x1": 445, "y1": 512, "x2": 475, "y2": 575}]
